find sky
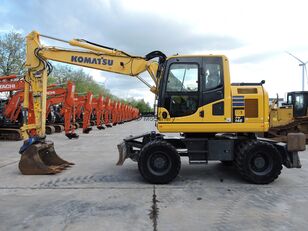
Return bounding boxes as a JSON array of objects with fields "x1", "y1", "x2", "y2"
[{"x1": 0, "y1": 0, "x2": 308, "y2": 104}]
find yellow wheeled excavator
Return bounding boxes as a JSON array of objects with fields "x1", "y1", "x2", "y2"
[{"x1": 19, "y1": 31, "x2": 305, "y2": 184}]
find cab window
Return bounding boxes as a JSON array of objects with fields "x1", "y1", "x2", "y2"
[
  {"x1": 295, "y1": 94, "x2": 304, "y2": 111},
  {"x1": 204, "y1": 63, "x2": 222, "y2": 90},
  {"x1": 166, "y1": 63, "x2": 198, "y2": 92},
  {"x1": 164, "y1": 63, "x2": 199, "y2": 117}
]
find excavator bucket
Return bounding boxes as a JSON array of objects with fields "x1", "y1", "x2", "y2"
[{"x1": 19, "y1": 141, "x2": 74, "y2": 175}]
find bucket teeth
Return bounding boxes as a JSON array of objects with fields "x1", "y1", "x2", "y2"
[{"x1": 19, "y1": 141, "x2": 74, "y2": 175}]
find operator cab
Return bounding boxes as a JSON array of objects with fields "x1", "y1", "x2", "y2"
[
  {"x1": 158, "y1": 56, "x2": 225, "y2": 119},
  {"x1": 287, "y1": 91, "x2": 308, "y2": 117}
]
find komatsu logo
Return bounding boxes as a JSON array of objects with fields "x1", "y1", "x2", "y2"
[
  {"x1": 71, "y1": 56, "x2": 114, "y2": 66},
  {"x1": 0, "y1": 84, "x2": 16, "y2": 89}
]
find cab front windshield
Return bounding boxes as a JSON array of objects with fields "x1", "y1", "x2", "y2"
[{"x1": 166, "y1": 64, "x2": 198, "y2": 92}]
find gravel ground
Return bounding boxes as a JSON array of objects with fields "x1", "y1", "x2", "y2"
[{"x1": 0, "y1": 119, "x2": 308, "y2": 231}]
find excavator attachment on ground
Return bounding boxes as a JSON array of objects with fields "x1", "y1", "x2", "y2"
[{"x1": 19, "y1": 139, "x2": 74, "y2": 175}]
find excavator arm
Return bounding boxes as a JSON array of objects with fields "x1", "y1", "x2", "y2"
[
  {"x1": 19, "y1": 31, "x2": 165, "y2": 175},
  {"x1": 22, "y1": 31, "x2": 165, "y2": 139}
]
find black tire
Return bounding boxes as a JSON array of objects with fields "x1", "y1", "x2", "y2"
[
  {"x1": 235, "y1": 140, "x2": 282, "y2": 184},
  {"x1": 138, "y1": 140, "x2": 181, "y2": 184}
]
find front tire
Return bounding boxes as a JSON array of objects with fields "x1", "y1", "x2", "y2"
[
  {"x1": 138, "y1": 141, "x2": 181, "y2": 184},
  {"x1": 235, "y1": 140, "x2": 282, "y2": 184}
]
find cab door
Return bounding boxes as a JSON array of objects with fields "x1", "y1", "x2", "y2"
[
  {"x1": 199, "y1": 57, "x2": 227, "y2": 123},
  {"x1": 158, "y1": 57, "x2": 203, "y2": 123}
]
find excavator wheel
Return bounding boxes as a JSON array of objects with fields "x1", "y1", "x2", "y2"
[
  {"x1": 235, "y1": 140, "x2": 282, "y2": 184},
  {"x1": 45, "y1": 126, "x2": 56, "y2": 135},
  {"x1": 83, "y1": 127, "x2": 92, "y2": 134},
  {"x1": 19, "y1": 141, "x2": 74, "y2": 175},
  {"x1": 65, "y1": 133, "x2": 79, "y2": 139},
  {"x1": 54, "y1": 125, "x2": 64, "y2": 133},
  {"x1": 138, "y1": 140, "x2": 181, "y2": 184}
]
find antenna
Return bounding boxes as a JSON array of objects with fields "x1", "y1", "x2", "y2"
[{"x1": 286, "y1": 51, "x2": 308, "y2": 91}]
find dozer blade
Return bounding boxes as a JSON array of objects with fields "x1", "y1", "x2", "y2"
[
  {"x1": 19, "y1": 141, "x2": 74, "y2": 175},
  {"x1": 116, "y1": 141, "x2": 128, "y2": 166}
]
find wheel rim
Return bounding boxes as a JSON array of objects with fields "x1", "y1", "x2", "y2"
[
  {"x1": 249, "y1": 152, "x2": 273, "y2": 176},
  {"x1": 147, "y1": 151, "x2": 172, "y2": 176}
]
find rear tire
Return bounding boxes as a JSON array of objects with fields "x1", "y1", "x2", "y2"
[
  {"x1": 235, "y1": 140, "x2": 282, "y2": 184},
  {"x1": 138, "y1": 140, "x2": 181, "y2": 184}
]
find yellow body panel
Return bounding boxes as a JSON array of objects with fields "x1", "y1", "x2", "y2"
[
  {"x1": 157, "y1": 57, "x2": 269, "y2": 133},
  {"x1": 269, "y1": 106, "x2": 294, "y2": 127},
  {"x1": 157, "y1": 121, "x2": 269, "y2": 133}
]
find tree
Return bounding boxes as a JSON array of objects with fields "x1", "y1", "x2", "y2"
[
  {"x1": 0, "y1": 31, "x2": 25, "y2": 76},
  {"x1": 125, "y1": 97, "x2": 153, "y2": 113}
]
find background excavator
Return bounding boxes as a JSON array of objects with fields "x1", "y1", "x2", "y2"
[
  {"x1": 19, "y1": 31, "x2": 305, "y2": 184},
  {"x1": 44, "y1": 81, "x2": 78, "y2": 139},
  {"x1": 0, "y1": 75, "x2": 32, "y2": 140},
  {"x1": 103, "y1": 97, "x2": 113, "y2": 127},
  {"x1": 267, "y1": 91, "x2": 308, "y2": 142},
  {"x1": 91, "y1": 94, "x2": 105, "y2": 130},
  {"x1": 0, "y1": 75, "x2": 78, "y2": 140},
  {"x1": 74, "y1": 92, "x2": 93, "y2": 134}
]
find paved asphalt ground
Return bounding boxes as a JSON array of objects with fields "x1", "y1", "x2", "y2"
[{"x1": 1, "y1": 119, "x2": 308, "y2": 231}]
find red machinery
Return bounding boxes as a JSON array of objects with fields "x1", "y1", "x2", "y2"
[
  {"x1": 103, "y1": 97, "x2": 113, "y2": 127},
  {"x1": 74, "y1": 92, "x2": 93, "y2": 133},
  {"x1": 0, "y1": 75, "x2": 77, "y2": 139},
  {"x1": 46, "y1": 81, "x2": 78, "y2": 139},
  {"x1": 92, "y1": 94, "x2": 105, "y2": 130},
  {"x1": 0, "y1": 75, "x2": 28, "y2": 140}
]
